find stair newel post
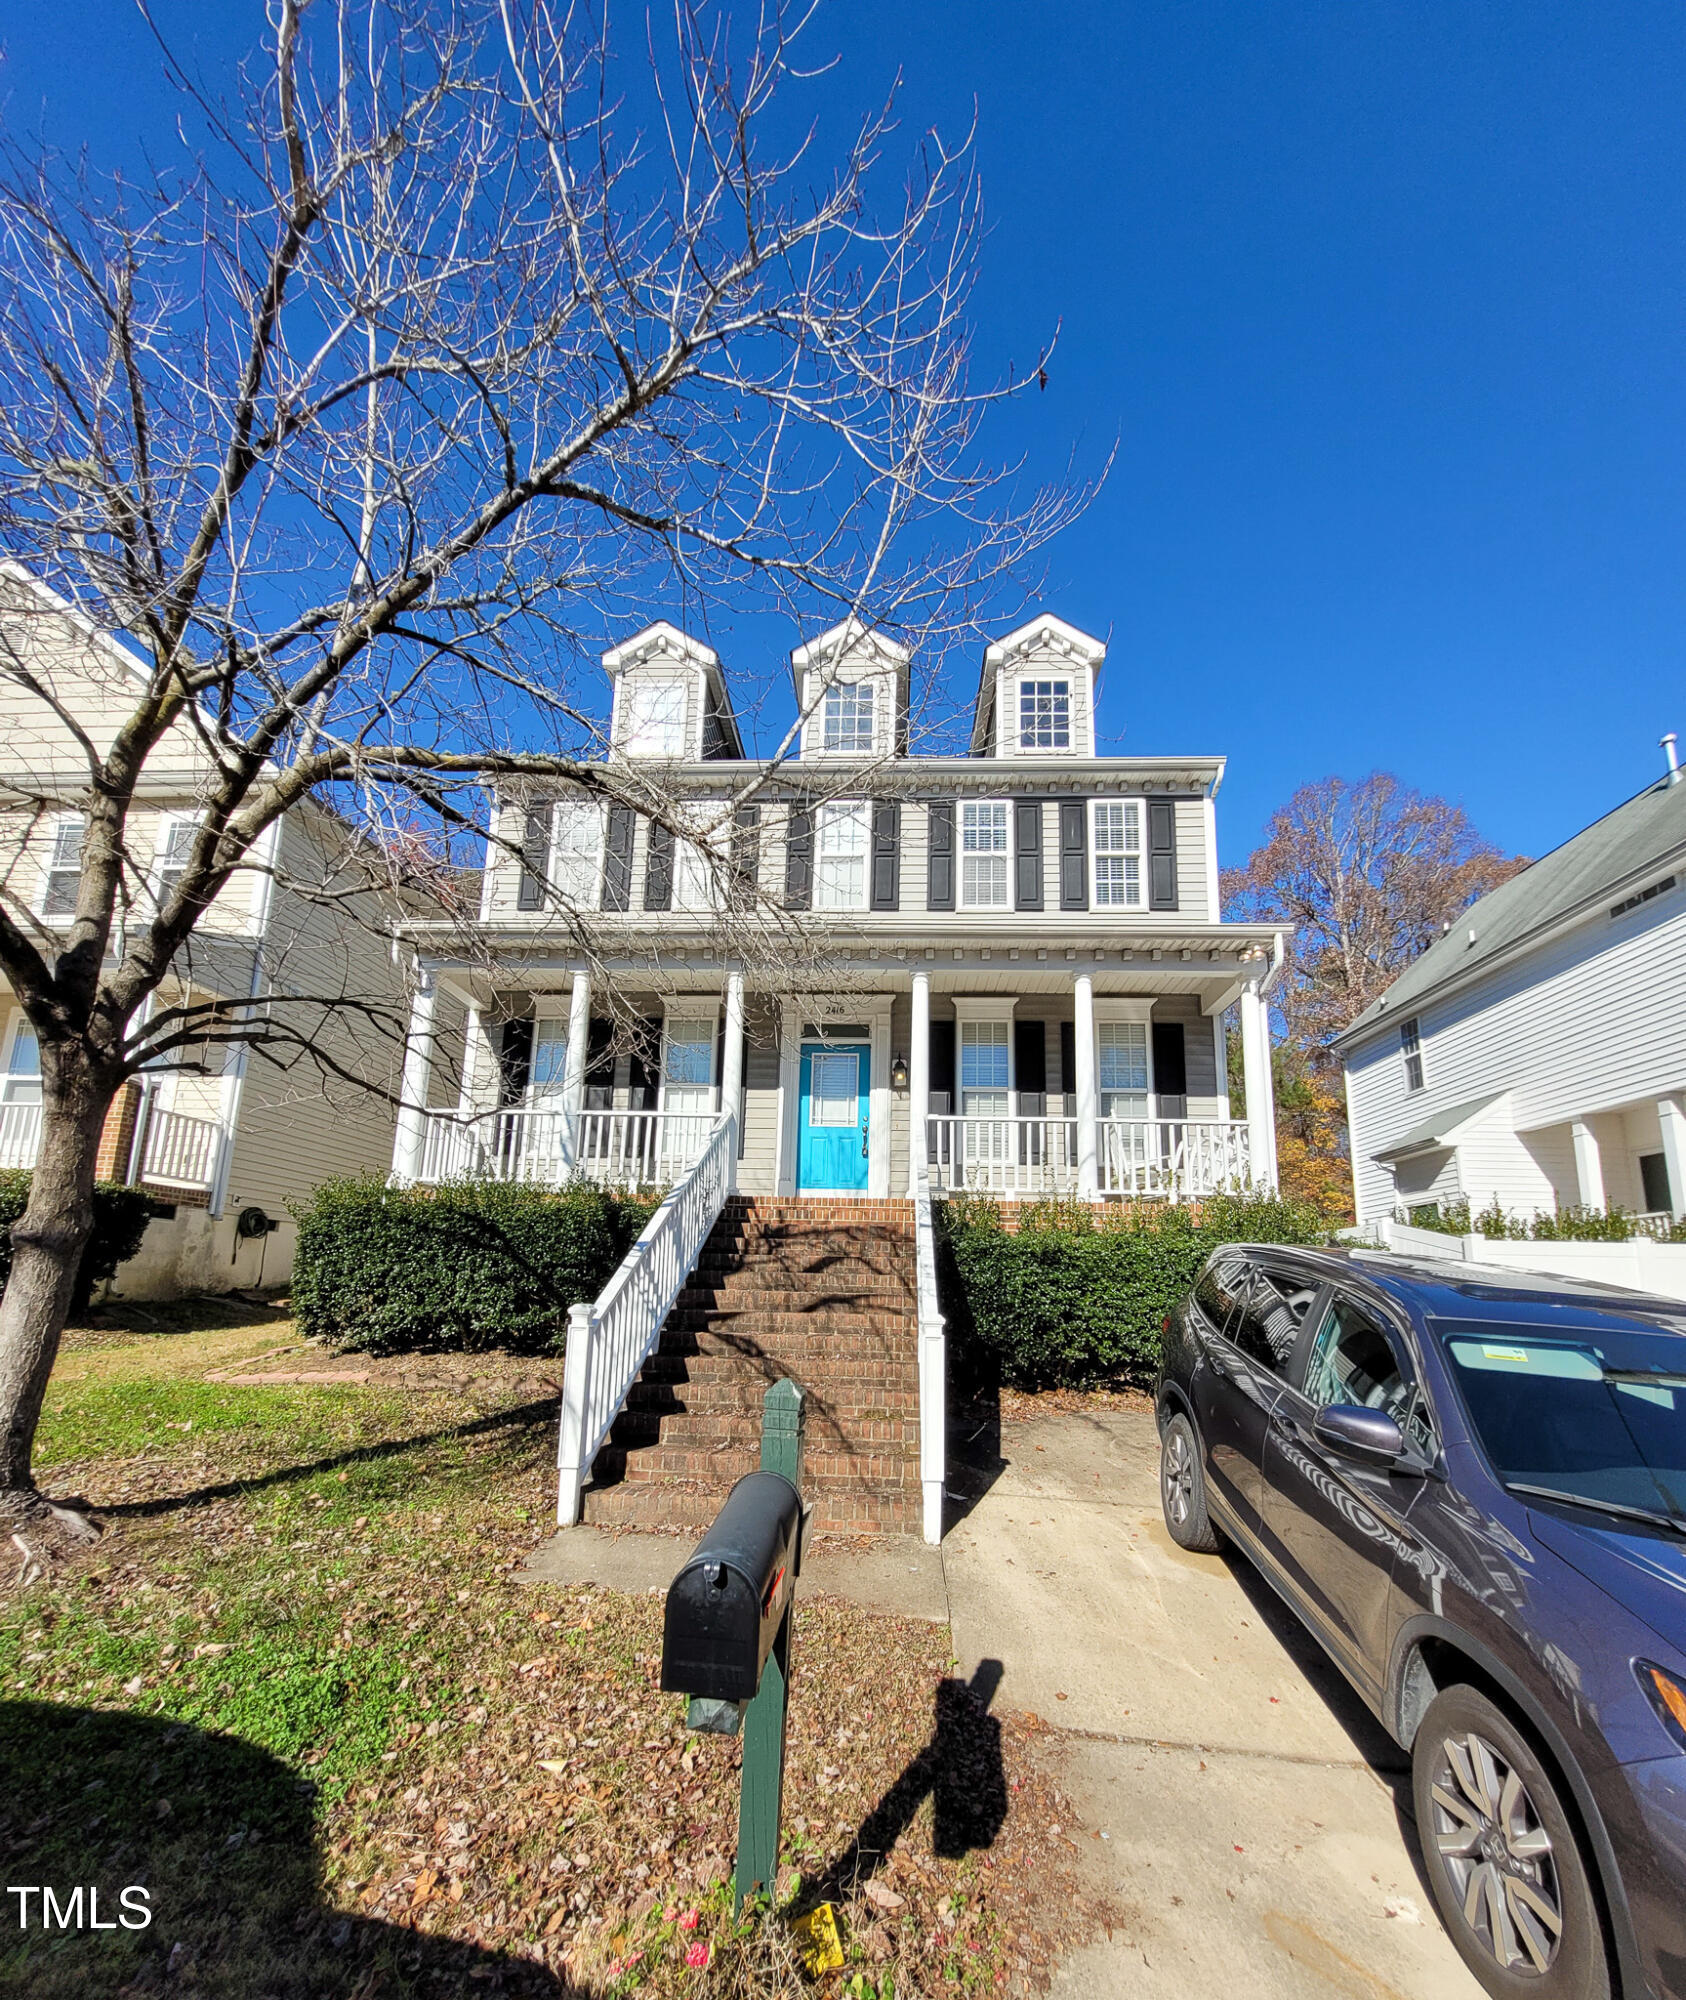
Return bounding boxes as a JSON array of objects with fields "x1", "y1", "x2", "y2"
[
  {"x1": 735, "y1": 1377, "x2": 806, "y2": 1909},
  {"x1": 556, "y1": 1300, "x2": 596, "y2": 1525}
]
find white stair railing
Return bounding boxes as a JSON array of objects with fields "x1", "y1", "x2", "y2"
[
  {"x1": 912, "y1": 1134, "x2": 947, "y2": 1545},
  {"x1": 0, "y1": 1101, "x2": 43, "y2": 1170},
  {"x1": 555, "y1": 1109, "x2": 736, "y2": 1524}
]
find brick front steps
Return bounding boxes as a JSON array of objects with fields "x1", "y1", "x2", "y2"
[{"x1": 580, "y1": 1195, "x2": 920, "y2": 1536}]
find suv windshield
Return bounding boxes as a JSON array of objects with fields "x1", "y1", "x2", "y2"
[{"x1": 1435, "y1": 1319, "x2": 1686, "y2": 1524}]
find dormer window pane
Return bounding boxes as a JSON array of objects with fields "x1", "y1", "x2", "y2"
[
  {"x1": 623, "y1": 680, "x2": 688, "y2": 756},
  {"x1": 821, "y1": 682, "x2": 874, "y2": 753},
  {"x1": 1018, "y1": 678, "x2": 1071, "y2": 751},
  {"x1": 814, "y1": 801, "x2": 870, "y2": 910},
  {"x1": 960, "y1": 801, "x2": 1010, "y2": 908},
  {"x1": 42, "y1": 816, "x2": 84, "y2": 916},
  {"x1": 1092, "y1": 801, "x2": 1141, "y2": 907}
]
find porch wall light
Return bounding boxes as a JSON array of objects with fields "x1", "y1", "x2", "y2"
[{"x1": 890, "y1": 1052, "x2": 909, "y2": 1090}]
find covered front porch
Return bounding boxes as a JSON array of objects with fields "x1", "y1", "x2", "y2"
[{"x1": 393, "y1": 953, "x2": 1280, "y2": 1203}]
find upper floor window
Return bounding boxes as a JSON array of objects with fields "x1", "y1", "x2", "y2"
[
  {"x1": 41, "y1": 815, "x2": 84, "y2": 917},
  {"x1": 1401, "y1": 1016, "x2": 1424, "y2": 1093},
  {"x1": 814, "y1": 801, "x2": 870, "y2": 910},
  {"x1": 1018, "y1": 678, "x2": 1071, "y2": 751},
  {"x1": 550, "y1": 800, "x2": 601, "y2": 909},
  {"x1": 621, "y1": 678, "x2": 688, "y2": 757},
  {"x1": 153, "y1": 815, "x2": 198, "y2": 908},
  {"x1": 821, "y1": 681, "x2": 875, "y2": 753},
  {"x1": 960, "y1": 801, "x2": 1010, "y2": 908},
  {"x1": 1092, "y1": 800, "x2": 1142, "y2": 907}
]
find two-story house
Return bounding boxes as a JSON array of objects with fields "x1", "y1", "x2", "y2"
[
  {"x1": 391, "y1": 612, "x2": 1288, "y2": 1204},
  {"x1": 0, "y1": 568, "x2": 415, "y2": 1297},
  {"x1": 1337, "y1": 747, "x2": 1686, "y2": 1229}
]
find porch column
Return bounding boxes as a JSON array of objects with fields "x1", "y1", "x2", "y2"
[
  {"x1": 1570, "y1": 1118, "x2": 1606, "y2": 1212},
  {"x1": 392, "y1": 968, "x2": 439, "y2": 1181},
  {"x1": 721, "y1": 967, "x2": 746, "y2": 1178},
  {"x1": 560, "y1": 969, "x2": 592, "y2": 1167},
  {"x1": 1239, "y1": 980, "x2": 1275, "y2": 1190},
  {"x1": 1074, "y1": 972, "x2": 1098, "y2": 1197},
  {"x1": 1658, "y1": 1095, "x2": 1686, "y2": 1220},
  {"x1": 909, "y1": 969, "x2": 930, "y2": 1193}
]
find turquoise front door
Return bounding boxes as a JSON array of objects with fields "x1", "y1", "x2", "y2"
[{"x1": 797, "y1": 1043, "x2": 870, "y2": 1191}]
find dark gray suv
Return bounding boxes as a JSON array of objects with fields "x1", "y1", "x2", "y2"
[{"x1": 1156, "y1": 1245, "x2": 1686, "y2": 2000}]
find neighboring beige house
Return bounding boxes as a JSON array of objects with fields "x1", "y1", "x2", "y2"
[
  {"x1": 0, "y1": 569, "x2": 414, "y2": 1297},
  {"x1": 391, "y1": 613, "x2": 1288, "y2": 1204}
]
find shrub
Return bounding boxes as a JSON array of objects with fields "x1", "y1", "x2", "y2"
[
  {"x1": 288, "y1": 1176, "x2": 661, "y2": 1356},
  {"x1": 938, "y1": 1190, "x2": 1332, "y2": 1389},
  {"x1": 0, "y1": 1171, "x2": 157, "y2": 1314},
  {"x1": 1397, "y1": 1197, "x2": 1684, "y2": 1244}
]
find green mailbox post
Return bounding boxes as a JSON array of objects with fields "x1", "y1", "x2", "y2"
[{"x1": 659, "y1": 1379, "x2": 807, "y2": 1910}]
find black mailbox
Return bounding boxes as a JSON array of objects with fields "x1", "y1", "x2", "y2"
[{"x1": 661, "y1": 1471, "x2": 803, "y2": 1704}]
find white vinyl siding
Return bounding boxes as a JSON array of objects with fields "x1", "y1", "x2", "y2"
[
  {"x1": 960, "y1": 801, "x2": 1010, "y2": 909},
  {"x1": 814, "y1": 800, "x2": 870, "y2": 910}
]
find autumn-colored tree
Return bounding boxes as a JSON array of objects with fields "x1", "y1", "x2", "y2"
[
  {"x1": 1225, "y1": 1034, "x2": 1355, "y2": 1222},
  {"x1": 1224, "y1": 773, "x2": 1526, "y2": 1065}
]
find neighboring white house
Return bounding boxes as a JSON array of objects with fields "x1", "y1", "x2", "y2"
[
  {"x1": 391, "y1": 612, "x2": 1288, "y2": 1204},
  {"x1": 1337, "y1": 744, "x2": 1686, "y2": 1229},
  {"x1": 0, "y1": 570, "x2": 416, "y2": 1297}
]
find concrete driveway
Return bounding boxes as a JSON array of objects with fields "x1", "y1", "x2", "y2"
[{"x1": 943, "y1": 1403, "x2": 1487, "y2": 1999}]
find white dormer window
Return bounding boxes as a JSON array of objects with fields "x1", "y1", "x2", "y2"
[
  {"x1": 41, "y1": 816, "x2": 84, "y2": 917},
  {"x1": 821, "y1": 681, "x2": 875, "y2": 754},
  {"x1": 621, "y1": 678, "x2": 688, "y2": 757},
  {"x1": 960, "y1": 801, "x2": 1010, "y2": 908},
  {"x1": 1018, "y1": 678, "x2": 1071, "y2": 751},
  {"x1": 814, "y1": 801, "x2": 870, "y2": 909},
  {"x1": 1092, "y1": 801, "x2": 1142, "y2": 908}
]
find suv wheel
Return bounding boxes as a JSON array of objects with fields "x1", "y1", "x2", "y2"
[
  {"x1": 1412, "y1": 1684, "x2": 1609, "y2": 1998},
  {"x1": 1159, "y1": 1410, "x2": 1223, "y2": 1552}
]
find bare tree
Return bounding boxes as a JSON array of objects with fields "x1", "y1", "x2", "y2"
[
  {"x1": 0, "y1": 0, "x2": 1081, "y2": 1522},
  {"x1": 1223, "y1": 771, "x2": 1526, "y2": 1063}
]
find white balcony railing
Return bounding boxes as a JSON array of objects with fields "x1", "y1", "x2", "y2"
[
  {"x1": 0, "y1": 1101, "x2": 43, "y2": 1170},
  {"x1": 140, "y1": 1106, "x2": 223, "y2": 1190},
  {"x1": 926, "y1": 1113, "x2": 1253, "y2": 1200},
  {"x1": 415, "y1": 1105, "x2": 712, "y2": 1189}
]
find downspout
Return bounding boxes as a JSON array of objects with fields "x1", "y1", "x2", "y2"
[{"x1": 209, "y1": 817, "x2": 282, "y2": 1220}]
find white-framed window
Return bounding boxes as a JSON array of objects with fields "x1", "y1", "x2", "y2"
[
  {"x1": 959, "y1": 1019, "x2": 1010, "y2": 1117},
  {"x1": 1098, "y1": 1020, "x2": 1150, "y2": 1118},
  {"x1": 153, "y1": 814, "x2": 198, "y2": 909},
  {"x1": 960, "y1": 800, "x2": 1010, "y2": 908},
  {"x1": 1018, "y1": 678, "x2": 1071, "y2": 751},
  {"x1": 1092, "y1": 800, "x2": 1142, "y2": 908},
  {"x1": 1401, "y1": 1016, "x2": 1424, "y2": 1093},
  {"x1": 814, "y1": 800, "x2": 870, "y2": 910},
  {"x1": 40, "y1": 815, "x2": 84, "y2": 917},
  {"x1": 820, "y1": 680, "x2": 875, "y2": 754},
  {"x1": 2, "y1": 1017, "x2": 41, "y2": 1105},
  {"x1": 672, "y1": 806, "x2": 722, "y2": 912},
  {"x1": 663, "y1": 1019, "x2": 715, "y2": 1113},
  {"x1": 529, "y1": 1015, "x2": 569, "y2": 1098},
  {"x1": 550, "y1": 800, "x2": 602, "y2": 909},
  {"x1": 621, "y1": 677, "x2": 689, "y2": 757}
]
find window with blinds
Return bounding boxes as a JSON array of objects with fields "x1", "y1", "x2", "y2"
[
  {"x1": 1098, "y1": 1020, "x2": 1149, "y2": 1117},
  {"x1": 1092, "y1": 801, "x2": 1142, "y2": 908},
  {"x1": 960, "y1": 801, "x2": 1010, "y2": 908},
  {"x1": 960, "y1": 1019, "x2": 1010, "y2": 1116},
  {"x1": 814, "y1": 801, "x2": 870, "y2": 909}
]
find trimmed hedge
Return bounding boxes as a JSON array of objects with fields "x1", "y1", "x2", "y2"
[
  {"x1": 288, "y1": 1176, "x2": 661, "y2": 1356},
  {"x1": 0, "y1": 1170, "x2": 157, "y2": 1315},
  {"x1": 938, "y1": 1190, "x2": 1332, "y2": 1389}
]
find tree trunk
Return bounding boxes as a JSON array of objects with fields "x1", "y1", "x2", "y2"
[{"x1": 0, "y1": 1052, "x2": 113, "y2": 1500}]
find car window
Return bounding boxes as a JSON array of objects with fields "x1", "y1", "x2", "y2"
[
  {"x1": 1299, "y1": 1292, "x2": 1414, "y2": 1426},
  {"x1": 1192, "y1": 1258, "x2": 1245, "y2": 1336},
  {"x1": 1225, "y1": 1266, "x2": 1312, "y2": 1376}
]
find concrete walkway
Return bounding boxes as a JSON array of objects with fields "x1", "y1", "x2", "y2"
[{"x1": 944, "y1": 1405, "x2": 1484, "y2": 1999}]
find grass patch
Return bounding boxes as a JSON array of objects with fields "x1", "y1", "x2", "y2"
[{"x1": 35, "y1": 1375, "x2": 394, "y2": 1473}]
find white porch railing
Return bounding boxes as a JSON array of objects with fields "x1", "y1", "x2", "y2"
[
  {"x1": 912, "y1": 1140, "x2": 947, "y2": 1546},
  {"x1": 0, "y1": 1101, "x2": 42, "y2": 1170},
  {"x1": 926, "y1": 1114, "x2": 1253, "y2": 1200},
  {"x1": 140, "y1": 1106, "x2": 223, "y2": 1189},
  {"x1": 555, "y1": 1110, "x2": 737, "y2": 1524},
  {"x1": 1100, "y1": 1117, "x2": 1253, "y2": 1198},
  {"x1": 416, "y1": 1105, "x2": 711, "y2": 1188}
]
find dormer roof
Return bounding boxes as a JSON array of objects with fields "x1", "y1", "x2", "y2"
[{"x1": 788, "y1": 617, "x2": 911, "y2": 692}]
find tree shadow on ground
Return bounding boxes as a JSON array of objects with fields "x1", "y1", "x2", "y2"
[
  {"x1": 800, "y1": 1660, "x2": 1008, "y2": 1912},
  {"x1": 0, "y1": 1701, "x2": 587, "y2": 1999}
]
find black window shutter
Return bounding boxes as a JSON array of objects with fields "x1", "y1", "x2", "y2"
[
  {"x1": 628, "y1": 1016, "x2": 663, "y2": 1108},
  {"x1": 584, "y1": 1018, "x2": 616, "y2": 1110},
  {"x1": 1059, "y1": 799, "x2": 1088, "y2": 910},
  {"x1": 1014, "y1": 799, "x2": 1044, "y2": 910},
  {"x1": 497, "y1": 1017, "x2": 534, "y2": 1105},
  {"x1": 1059, "y1": 1019, "x2": 1076, "y2": 1099},
  {"x1": 1151, "y1": 1021, "x2": 1188, "y2": 1116},
  {"x1": 601, "y1": 804, "x2": 635, "y2": 911},
  {"x1": 516, "y1": 806, "x2": 549, "y2": 909},
  {"x1": 926, "y1": 800, "x2": 955, "y2": 910},
  {"x1": 1148, "y1": 800, "x2": 1179, "y2": 910},
  {"x1": 1014, "y1": 1019, "x2": 1046, "y2": 1100},
  {"x1": 644, "y1": 820, "x2": 674, "y2": 910},
  {"x1": 783, "y1": 805, "x2": 813, "y2": 910},
  {"x1": 730, "y1": 803, "x2": 761, "y2": 907},
  {"x1": 870, "y1": 801, "x2": 901, "y2": 910},
  {"x1": 928, "y1": 1017, "x2": 957, "y2": 1116}
]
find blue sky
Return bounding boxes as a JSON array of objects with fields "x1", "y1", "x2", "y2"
[{"x1": 3, "y1": 2, "x2": 1683, "y2": 869}]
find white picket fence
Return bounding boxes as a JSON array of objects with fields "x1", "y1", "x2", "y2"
[{"x1": 555, "y1": 1110, "x2": 737, "y2": 1523}]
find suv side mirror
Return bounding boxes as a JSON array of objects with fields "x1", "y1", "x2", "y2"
[{"x1": 1313, "y1": 1404, "x2": 1407, "y2": 1465}]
